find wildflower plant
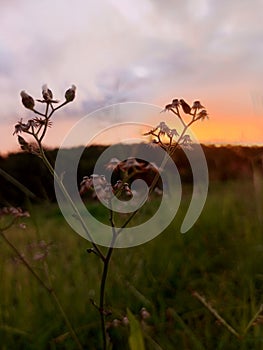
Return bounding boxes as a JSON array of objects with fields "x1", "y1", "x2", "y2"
[
  {"x1": 145, "y1": 98, "x2": 209, "y2": 153},
  {"x1": 0, "y1": 206, "x2": 30, "y2": 231},
  {"x1": 13, "y1": 85, "x2": 209, "y2": 349},
  {"x1": 0, "y1": 205, "x2": 85, "y2": 349}
]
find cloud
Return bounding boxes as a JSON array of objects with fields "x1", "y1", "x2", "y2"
[{"x1": 1, "y1": 0, "x2": 263, "y2": 152}]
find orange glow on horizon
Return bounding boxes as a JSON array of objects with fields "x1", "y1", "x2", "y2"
[
  {"x1": 190, "y1": 114, "x2": 263, "y2": 145},
  {"x1": 152, "y1": 95, "x2": 263, "y2": 146},
  {"x1": 2, "y1": 98, "x2": 263, "y2": 157}
]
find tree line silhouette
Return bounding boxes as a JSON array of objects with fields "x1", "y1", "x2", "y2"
[{"x1": 0, "y1": 145, "x2": 262, "y2": 207}]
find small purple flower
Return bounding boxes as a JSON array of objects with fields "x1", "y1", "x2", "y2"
[
  {"x1": 158, "y1": 121, "x2": 170, "y2": 135},
  {"x1": 13, "y1": 119, "x2": 38, "y2": 135},
  {"x1": 171, "y1": 98, "x2": 180, "y2": 108},
  {"x1": 168, "y1": 128, "x2": 179, "y2": 138},
  {"x1": 197, "y1": 109, "x2": 209, "y2": 120},
  {"x1": 181, "y1": 134, "x2": 192, "y2": 144},
  {"x1": 192, "y1": 100, "x2": 205, "y2": 110}
]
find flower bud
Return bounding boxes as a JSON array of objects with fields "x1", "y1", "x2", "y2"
[
  {"x1": 180, "y1": 99, "x2": 191, "y2": 114},
  {"x1": 121, "y1": 183, "x2": 133, "y2": 201},
  {"x1": 20, "y1": 91, "x2": 35, "y2": 110},
  {"x1": 140, "y1": 307, "x2": 151, "y2": 320},
  {"x1": 42, "y1": 84, "x2": 53, "y2": 101},
  {"x1": 122, "y1": 316, "x2": 129, "y2": 326},
  {"x1": 18, "y1": 135, "x2": 28, "y2": 146},
  {"x1": 17, "y1": 135, "x2": 32, "y2": 152},
  {"x1": 65, "y1": 84, "x2": 76, "y2": 102}
]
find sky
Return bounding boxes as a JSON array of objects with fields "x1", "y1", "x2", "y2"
[{"x1": 0, "y1": 0, "x2": 263, "y2": 154}]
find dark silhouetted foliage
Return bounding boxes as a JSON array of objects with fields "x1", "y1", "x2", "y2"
[{"x1": 0, "y1": 145, "x2": 262, "y2": 207}]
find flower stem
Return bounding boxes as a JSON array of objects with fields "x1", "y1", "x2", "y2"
[
  {"x1": 51, "y1": 290, "x2": 83, "y2": 350},
  {"x1": 99, "y1": 207, "x2": 117, "y2": 349},
  {"x1": 99, "y1": 246, "x2": 114, "y2": 350},
  {"x1": 36, "y1": 142, "x2": 105, "y2": 262},
  {"x1": 192, "y1": 291, "x2": 240, "y2": 339},
  {"x1": 0, "y1": 229, "x2": 50, "y2": 292},
  {"x1": 244, "y1": 304, "x2": 263, "y2": 334}
]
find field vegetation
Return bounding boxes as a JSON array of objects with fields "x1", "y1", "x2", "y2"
[{"x1": 1, "y1": 159, "x2": 263, "y2": 349}]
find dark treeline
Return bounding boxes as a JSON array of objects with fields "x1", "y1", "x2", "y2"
[{"x1": 0, "y1": 144, "x2": 262, "y2": 207}]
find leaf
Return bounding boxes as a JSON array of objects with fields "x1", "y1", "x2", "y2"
[
  {"x1": 127, "y1": 308, "x2": 145, "y2": 350},
  {"x1": 0, "y1": 167, "x2": 36, "y2": 198}
]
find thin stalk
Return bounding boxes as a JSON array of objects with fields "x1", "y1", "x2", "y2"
[
  {"x1": 0, "y1": 229, "x2": 83, "y2": 349},
  {"x1": 116, "y1": 151, "x2": 171, "y2": 234},
  {"x1": 99, "y1": 246, "x2": 114, "y2": 350},
  {"x1": 118, "y1": 110, "x2": 195, "y2": 234},
  {"x1": 51, "y1": 290, "x2": 83, "y2": 350},
  {"x1": 82, "y1": 105, "x2": 201, "y2": 348},
  {"x1": 192, "y1": 291, "x2": 240, "y2": 339},
  {"x1": 36, "y1": 142, "x2": 105, "y2": 262},
  {"x1": 38, "y1": 103, "x2": 50, "y2": 142},
  {"x1": 167, "y1": 308, "x2": 205, "y2": 350},
  {"x1": 169, "y1": 119, "x2": 195, "y2": 157},
  {"x1": 172, "y1": 105, "x2": 187, "y2": 127},
  {"x1": 47, "y1": 271, "x2": 84, "y2": 350},
  {"x1": 34, "y1": 101, "x2": 69, "y2": 142},
  {"x1": 0, "y1": 230, "x2": 51, "y2": 292},
  {"x1": 32, "y1": 109, "x2": 46, "y2": 117},
  {"x1": 244, "y1": 304, "x2": 263, "y2": 334},
  {"x1": 99, "y1": 206, "x2": 117, "y2": 349},
  {"x1": 0, "y1": 168, "x2": 36, "y2": 199},
  {"x1": 117, "y1": 107, "x2": 196, "y2": 233}
]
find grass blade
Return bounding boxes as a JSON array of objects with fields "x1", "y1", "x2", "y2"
[{"x1": 127, "y1": 308, "x2": 145, "y2": 350}]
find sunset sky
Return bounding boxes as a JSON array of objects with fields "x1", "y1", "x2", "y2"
[{"x1": 1, "y1": 0, "x2": 263, "y2": 154}]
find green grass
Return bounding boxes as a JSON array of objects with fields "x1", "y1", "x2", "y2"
[{"x1": 1, "y1": 180, "x2": 263, "y2": 349}]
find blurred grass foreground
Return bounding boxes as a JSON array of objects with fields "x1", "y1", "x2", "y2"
[{"x1": 0, "y1": 144, "x2": 263, "y2": 349}]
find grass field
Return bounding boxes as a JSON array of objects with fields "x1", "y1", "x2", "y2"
[{"x1": 1, "y1": 179, "x2": 263, "y2": 349}]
